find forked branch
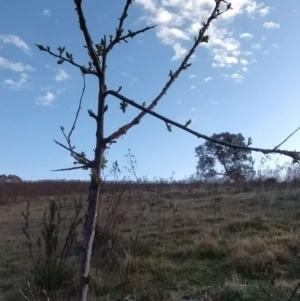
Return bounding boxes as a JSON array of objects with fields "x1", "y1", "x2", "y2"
[{"x1": 104, "y1": 0, "x2": 231, "y2": 143}]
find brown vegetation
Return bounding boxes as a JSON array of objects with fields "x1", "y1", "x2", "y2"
[{"x1": 0, "y1": 165, "x2": 300, "y2": 301}]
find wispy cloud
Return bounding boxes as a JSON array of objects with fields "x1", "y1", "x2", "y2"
[
  {"x1": 222, "y1": 72, "x2": 244, "y2": 82},
  {"x1": 252, "y1": 43, "x2": 261, "y2": 50},
  {"x1": 242, "y1": 67, "x2": 248, "y2": 72},
  {"x1": 37, "y1": 91, "x2": 56, "y2": 105},
  {"x1": 263, "y1": 21, "x2": 280, "y2": 29},
  {"x1": 240, "y1": 33, "x2": 253, "y2": 40},
  {"x1": 0, "y1": 34, "x2": 31, "y2": 55},
  {"x1": 122, "y1": 71, "x2": 138, "y2": 84},
  {"x1": 136, "y1": 0, "x2": 269, "y2": 66},
  {"x1": 43, "y1": 9, "x2": 51, "y2": 16},
  {"x1": 189, "y1": 74, "x2": 197, "y2": 79},
  {"x1": 177, "y1": 98, "x2": 182, "y2": 104},
  {"x1": 191, "y1": 107, "x2": 196, "y2": 111},
  {"x1": 190, "y1": 85, "x2": 196, "y2": 90},
  {"x1": 262, "y1": 50, "x2": 269, "y2": 55},
  {"x1": 273, "y1": 43, "x2": 279, "y2": 49},
  {"x1": 204, "y1": 77, "x2": 212, "y2": 82},
  {"x1": 55, "y1": 68, "x2": 70, "y2": 81},
  {"x1": 3, "y1": 73, "x2": 28, "y2": 90},
  {"x1": 231, "y1": 73, "x2": 244, "y2": 83},
  {"x1": 0, "y1": 56, "x2": 34, "y2": 72}
]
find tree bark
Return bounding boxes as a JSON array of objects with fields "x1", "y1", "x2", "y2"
[{"x1": 75, "y1": 177, "x2": 100, "y2": 301}]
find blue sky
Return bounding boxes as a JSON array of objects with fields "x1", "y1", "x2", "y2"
[{"x1": 1, "y1": 0, "x2": 299, "y2": 181}]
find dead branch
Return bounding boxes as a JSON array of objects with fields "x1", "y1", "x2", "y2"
[{"x1": 274, "y1": 125, "x2": 300, "y2": 150}]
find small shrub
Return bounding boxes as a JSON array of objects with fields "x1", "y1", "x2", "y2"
[{"x1": 21, "y1": 197, "x2": 84, "y2": 292}]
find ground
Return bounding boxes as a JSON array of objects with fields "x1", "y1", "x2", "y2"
[{"x1": 0, "y1": 180, "x2": 299, "y2": 301}]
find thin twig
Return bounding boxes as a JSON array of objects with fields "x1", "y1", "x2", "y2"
[
  {"x1": 19, "y1": 290, "x2": 30, "y2": 301},
  {"x1": 68, "y1": 75, "x2": 86, "y2": 141},
  {"x1": 51, "y1": 166, "x2": 88, "y2": 172},
  {"x1": 53, "y1": 140, "x2": 93, "y2": 166},
  {"x1": 274, "y1": 125, "x2": 300, "y2": 150},
  {"x1": 105, "y1": 90, "x2": 300, "y2": 162},
  {"x1": 106, "y1": 26, "x2": 156, "y2": 53},
  {"x1": 35, "y1": 46, "x2": 97, "y2": 76},
  {"x1": 287, "y1": 281, "x2": 300, "y2": 301},
  {"x1": 105, "y1": 0, "x2": 155, "y2": 53}
]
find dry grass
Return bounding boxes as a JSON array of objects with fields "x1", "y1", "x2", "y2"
[{"x1": 1, "y1": 180, "x2": 300, "y2": 301}]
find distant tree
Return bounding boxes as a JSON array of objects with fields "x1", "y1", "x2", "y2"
[
  {"x1": 195, "y1": 132, "x2": 255, "y2": 182},
  {"x1": 0, "y1": 174, "x2": 22, "y2": 182}
]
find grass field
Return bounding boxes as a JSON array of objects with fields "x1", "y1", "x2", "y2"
[{"x1": 0, "y1": 180, "x2": 300, "y2": 301}]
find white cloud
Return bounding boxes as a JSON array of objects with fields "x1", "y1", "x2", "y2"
[
  {"x1": 252, "y1": 43, "x2": 261, "y2": 50},
  {"x1": 0, "y1": 34, "x2": 31, "y2": 54},
  {"x1": 190, "y1": 85, "x2": 196, "y2": 90},
  {"x1": 263, "y1": 21, "x2": 280, "y2": 29},
  {"x1": 191, "y1": 107, "x2": 196, "y2": 111},
  {"x1": 242, "y1": 67, "x2": 248, "y2": 72},
  {"x1": 55, "y1": 68, "x2": 70, "y2": 81},
  {"x1": 0, "y1": 56, "x2": 34, "y2": 72},
  {"x1": 3, "y1": 73, "x2": 28, "y2": 90},
  {"x1": 231, "y1": 73, "x2": 244, "y2": 83},
  {"x1": 212, "y1": 53, "x2": 238, "y2": 67},
  {"x1": 240, "y1": 33, "x2": 253, "y2": 40},
  {"x1": 177, "y1": 98, "x2": 182, "y2": 104},
  {"x1": 240, "y1": 59, "x2": 248, "y2": 65},
  {"x1": 43, "y1": 9, "x2": 51, "y2": 16},
  {"x1": 259, "y1": 7, "x2": 270, "y2": 16},
  {"x1": 189, "y1": 74, "x2": 197, "y2": 78},
  {"x1": 204, "y1": 77, "x2": 212, "y2": 82},
  {"x1": 172, "y1": 43, "x2": 187, "y2": 60},
  {"x1": 37, "y1": 91, "x2": 56, "y2": 105},
  {"x1": 262, "y1": 50, "x2": 269, "y2": 55},
  {"x1": 136, "y1": 0, "x2": 270, "y2": 67},
  {"x1": 273, "y1": 43, "x2": 279, "y2": 49},
  {"x1": 261, "y1": 35, "x2": 266, "y2": 41}
]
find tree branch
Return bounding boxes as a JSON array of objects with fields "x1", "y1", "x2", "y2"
[
  {"x1": 35, "y1": 45, "x2": 97, "y2": 76},
  {"x1": 106, "y1": 26, "x2": 156, "y2": 53},
  {"x1": 68, "y1": 75, "x2": 86, "y2": 142},
  {"x1": 273, "y1": 125, "x2": 300, "y2": 150},
  {"x1": 104, "y1": 0, "x2": 229, "y2": 143},
  {"x1": 51, "y1": 166, "x2": 88, "y2": 172},
  {"x1": 104, "y1": 90, "x2": 300, "y2": 162},
  {"x1": 53, "y1": 140, "x2": 93, "y2": 167},
  {"x1": 74, "y1": 0, "x2": 103, "y2": 79}
]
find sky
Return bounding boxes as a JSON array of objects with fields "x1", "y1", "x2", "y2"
[{"x1": 1, "y1": 0, "x2": 299, "y2": 181}]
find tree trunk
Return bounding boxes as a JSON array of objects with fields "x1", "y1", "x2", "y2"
[{"x1": 75, "y1": 177, "x2": 101, "y2": 301}]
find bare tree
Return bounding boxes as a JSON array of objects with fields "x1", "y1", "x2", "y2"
[{"x1": 35, "y1": 1, "x2": 300, "y2": 300}]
